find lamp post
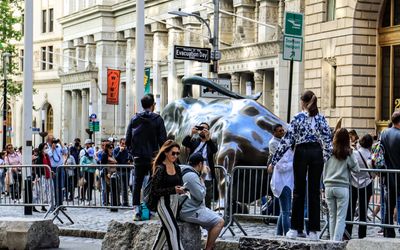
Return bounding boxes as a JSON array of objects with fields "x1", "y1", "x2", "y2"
[
  {"x1": 39, "y1": 108, "x2": 47, "y2": 144},
  {"x1": 2, "y1": 52, "x2": 11, "y2": 150},
  {"x1": 168, "y1": 1, "x2": 220, "y2": 78}
]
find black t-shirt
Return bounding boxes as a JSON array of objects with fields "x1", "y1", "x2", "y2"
[
  {"x1": 165, "y1": 171, "x2": 182, "y2": 188},
  {"x1": 381, "y1": 127, "x2": 400, "y2": 170}
]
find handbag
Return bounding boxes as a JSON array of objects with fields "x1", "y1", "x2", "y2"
[
  {"x1": 78, "y1": 177, "x2": 87, "y2": 187},
  {"x1": 143, "y1": 165, "x2": 165, "y2": 211}
]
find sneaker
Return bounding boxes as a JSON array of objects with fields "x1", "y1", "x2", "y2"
[
  {"x1": 297, "y1": 232, "x2": 307, "y2": 238},
  {"x1": 286, "y1": 229, "x2": 298, "y2": 239},
  {"x1": 133, "y1": 213, "x2": 141, "y2": 221},
  {"x1": 308, "y1": 231, "x2": 318, "y2": 241}
]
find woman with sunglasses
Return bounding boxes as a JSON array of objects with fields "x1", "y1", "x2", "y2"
[{"x1": 152, "y1": 140, "x2": 186, "y2": 250}]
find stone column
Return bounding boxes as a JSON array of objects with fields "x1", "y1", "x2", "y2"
[
  {"x1": 231, "y1": 73, "x2": 240, "y2": 94},
  {"x1": 118, "y1": 83, "x2": 126, "y2": 135},
  {"x1": 124, "y1": 29, "x2": 135, "y2": 124},
  {"x1": 94, "y1": 32, "x2": 117, "y2": 139},
  {"x1": 81, "y1": 89, "x2": 88, "y2": 141},
  {"x1": 264, "y1": 70, "x2": 274, "y2": 111},
  {"x1": 76, "y1": 90, "x2": 82, "y2": 140},
  {"x1": 84, "y1": 35, "x2": 96, "y2": 69},
  {"x1": 234, "y1": 0, "x2": 256, "y2": 44},
  {"x1": 63, "y1": 40, "x2": 76, "y2": 72},
  {"x1": 167, "y1": 18, "x2": 183, "y2": 102},
  {"x1": 258, "y1": 0, "x2": 278, "y2": 42},
  {"x1": 74, "y1": 38, "x2": 85, "y2": 71},
  {"x1": 254, "y1": 70, "x2": 264, "y2": 103},
  {"x1": 115, "y1": 32, "x2": 127, "y2": 69},
  {"x1": 220, "y1": 0, "x2": 234, "y2": 46},
  {"x1": 63, "y1": 90, "x2": 72, "y2": 143},
  {"x1": 151, "y1": 23, "x2": 168, "y2": 110},
  {"x1": 71, "y1": 90, "x2": 77, "y2": 140}
]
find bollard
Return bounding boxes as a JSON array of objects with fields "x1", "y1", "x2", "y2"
[
  {"x1": 110, "y1": 173, "x2": 119, "y2": 212},
  {"x1": 24, "y1": 176, "x2": 33, "y2": 215}
]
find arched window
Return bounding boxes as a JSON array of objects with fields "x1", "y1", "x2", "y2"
[
  {"x1": 46, "y1": 105, "x2": 53, "y2": 135},
  {"x1": 378, "y1": 0, "x2": 400, "y2": 121}
]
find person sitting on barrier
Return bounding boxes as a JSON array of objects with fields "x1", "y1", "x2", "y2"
[
  {"x1": 269, "y1": 90, "x2": 333, "y2": 240},
  {"x1": 101, "y1": 143, "x2": 118, "y2": 206},
  {"x1": 113, "y1": 138, "x2": 130, "y2": 206},
  {"x1": 182, "y1": 122, "x2": 218, "y2": 209},
  {"x1": 179, "y1": 152, "x2": 224, "y2": 250},
  {"x1": 5, "y1": 143, "x2": 23, "y2": 201},
  {"x1": 80, "y1": 147, "x2": 97, "y2": 202},
  {"x1": 323, "y1": 128, "x2": 360, "y2": 242},
  {"x1": 151, "y1": 140, "x2": 185, "y2": 250},
  {"x1": 32, "y1": 143, "x2": 52, "y2": 212},
  {"x1": 344, "y1": 134, "x2": 374, "y2": 240}
]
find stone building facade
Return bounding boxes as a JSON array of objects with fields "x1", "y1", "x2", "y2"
[
  {"x1": 304, "y1": 0, "x2": 399, "y2": 134},
  {"x1": 58, "y1": 0, "x2": 301, "y2": 144},
  {"x1": 6, "y1": 0, "x2": 64, "y2": 147}
]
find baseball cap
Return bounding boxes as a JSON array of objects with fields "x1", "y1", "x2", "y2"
[
  {"x1": 87, "y1": 148, "x2": 95, "y2": 157},
  {"x1": 188, "y1": 152, "x2": 205, "y2": 166},
  {"x1": 84, "y1": 139, "x2": 93, "y2": 145}
]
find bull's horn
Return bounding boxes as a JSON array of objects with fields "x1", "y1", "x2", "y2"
[{"x1": 182, "y1": 76, "x2": 262, "y2": 101}]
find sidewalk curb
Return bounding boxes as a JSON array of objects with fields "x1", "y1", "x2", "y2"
[{"x1": 59, "y1": 228, "x2": 106, "y2": 239}]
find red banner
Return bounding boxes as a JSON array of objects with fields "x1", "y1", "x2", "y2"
[{"x1": 106, "y1": 69, "x2": 121, "y2": 105}]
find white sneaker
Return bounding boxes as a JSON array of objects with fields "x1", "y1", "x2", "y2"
[
  {"x1": 286, "y1": 229, "x2": 298, "y2": 239},
  {"x1": 308, "y1": 231, "x2": 318, "y2": 241}
]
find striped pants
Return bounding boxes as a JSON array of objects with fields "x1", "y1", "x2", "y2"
[{"x1": 152, "y1": 194, "x2": 184, "y2": 250}]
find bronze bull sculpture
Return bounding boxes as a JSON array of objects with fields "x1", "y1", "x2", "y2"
[{"x1": 160, "y1": 76, "x2": 285, "y2": 203}]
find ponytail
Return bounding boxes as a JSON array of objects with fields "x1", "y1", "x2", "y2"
[{"x1": 301, "y1": 90, "x2": 319, "y2": 117}]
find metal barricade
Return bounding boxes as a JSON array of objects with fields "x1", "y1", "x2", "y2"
[
  {"x1": 210, "y1": 165, "x2": 230, "y2": 223},
  {"x1": 221, "y1": 165, "x2": 328, "y2": 237},
  {"x1": 0, "y1": 165, "x2": 52, "y2": 208}
]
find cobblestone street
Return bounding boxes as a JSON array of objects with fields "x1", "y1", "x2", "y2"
[{"x1": 0, "y1": 205, "x2": 390, "y2": 243}]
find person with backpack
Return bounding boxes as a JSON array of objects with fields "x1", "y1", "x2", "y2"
[
  {"x1": 151, "y1": 140, "x2": 185, "y2": 250},
  {"x1": 323, "y1": 128, "x2": 360, "y2": 241},
  {"x1": 179, "y1": 152, "x2": 224, "y2": 250},
  {"x1": 344, "y1": 134, "x2": 374, "y2": 239},
  {"x1": 182, "y1": 122, "x2": 218, "y2": 209},
  {"x1": 126, "y1": 93, "x2": 167, "y2": 220}
]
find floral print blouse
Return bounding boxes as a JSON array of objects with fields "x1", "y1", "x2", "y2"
[{"x1": 270, "y1": 111, "x2": 333, "y2": 166}]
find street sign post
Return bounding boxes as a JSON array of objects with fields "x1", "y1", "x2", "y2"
[
  {"x1": 283, "y1": 11, "x2": 304, "y2": 123},
  {"x1": 283, "y1": 36, "x2": 303, "y2": 62},
  {"x1": 174, "y1": 45, "x2": 211, "y2": 63},
  {"x1": 285, "y1": 12, "x2": 303, "y2": 37}
]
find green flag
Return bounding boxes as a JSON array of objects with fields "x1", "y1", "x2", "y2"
[{"x1": 144, "y1": 68, "x2": 151, "y2": 94}]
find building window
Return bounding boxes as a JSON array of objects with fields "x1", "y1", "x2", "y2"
[
  {"x1": 46, "y1": 105, "x2": 53, "y2": 135},
  {"x1": 326, "y1": 0, "x2": 336, "y2": 21},
  {"x1": 48, "y1": 46, "x2": 53, "y2": 70},
  {"x1": 49, "y1": 8, "x2": 54, "y2": 32},
  {"x1": 41, "y1": 47, "x2": 46, "y2": 70},
  {"x1": 20, "y1": 49, "x2": 24, "y2": 72},
  {"x1": 42, "y1": 10, "x2": 47, "y2": 33}
]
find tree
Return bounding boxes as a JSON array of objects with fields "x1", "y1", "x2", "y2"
[{"x1": 0, "y1": 0, "x2": 23, "y2": 96}]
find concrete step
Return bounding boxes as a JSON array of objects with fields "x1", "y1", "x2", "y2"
[{"x1": 346, "y1": 237, "x2": 400, "y2": 250}]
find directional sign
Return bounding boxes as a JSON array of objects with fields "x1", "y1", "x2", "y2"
[
  {"x1": 283, "y1": 35, "x2": 303, "y2": 62},
  {"x1": 284, "y1": 12, "x2": 303, "y2": 37},
  {"x1": 174, "y1": 45, "x2": 211, "y2": 63}
]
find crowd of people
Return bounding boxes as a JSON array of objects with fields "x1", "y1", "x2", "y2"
[
  {"x1": 1, "y1": 91, "x2": 399, "y2": 249},
  {"x1": 268, "y1": 90, "x2": 400, "y2": 241}
]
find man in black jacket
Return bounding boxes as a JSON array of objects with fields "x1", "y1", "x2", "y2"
[
  {"x1": 182, "y1": 122, "x2": 218, "y2": 208},
  {"x1": 126, "y1": 94, "x2": 167, "y2": 219}
]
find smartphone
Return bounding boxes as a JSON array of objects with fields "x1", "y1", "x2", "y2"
[{"x1": 195, "y1": 125, "x2": 204, "y2": 131}]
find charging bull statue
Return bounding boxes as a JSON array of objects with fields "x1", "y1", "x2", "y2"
[{"x1": 161, "y1": 76, "x2": 285, "y2": 203}]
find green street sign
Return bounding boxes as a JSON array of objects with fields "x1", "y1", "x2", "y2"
[
  {"x1": 284, "y1": 12, "x2": 303, "y2": 37},
  {"x1": 283, "y1": 35, "x2": 303, "y2": 62},
  {"x1": 93, "y1": 121, "x2": 100, "y2": 132}
]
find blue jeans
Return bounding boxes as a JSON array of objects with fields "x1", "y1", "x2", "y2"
[{"x1": 277, "y1": 186, "x2": 292, "y2": 236}]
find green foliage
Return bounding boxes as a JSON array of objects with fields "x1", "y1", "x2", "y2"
[{"x1": 0, "y1": 0, "x2": 23, "y2": 97}]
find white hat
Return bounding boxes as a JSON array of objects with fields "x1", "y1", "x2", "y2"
[
  {"x1": 108, "y1": 137, "x2": 114, "y2": 142},
  {"x1": 84, "y1": 139, "x2": 93, "y2": 145}
]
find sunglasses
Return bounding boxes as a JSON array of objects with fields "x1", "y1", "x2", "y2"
[{"x1": 171, "y1": 151, "x2": 180, "y2": 156}]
